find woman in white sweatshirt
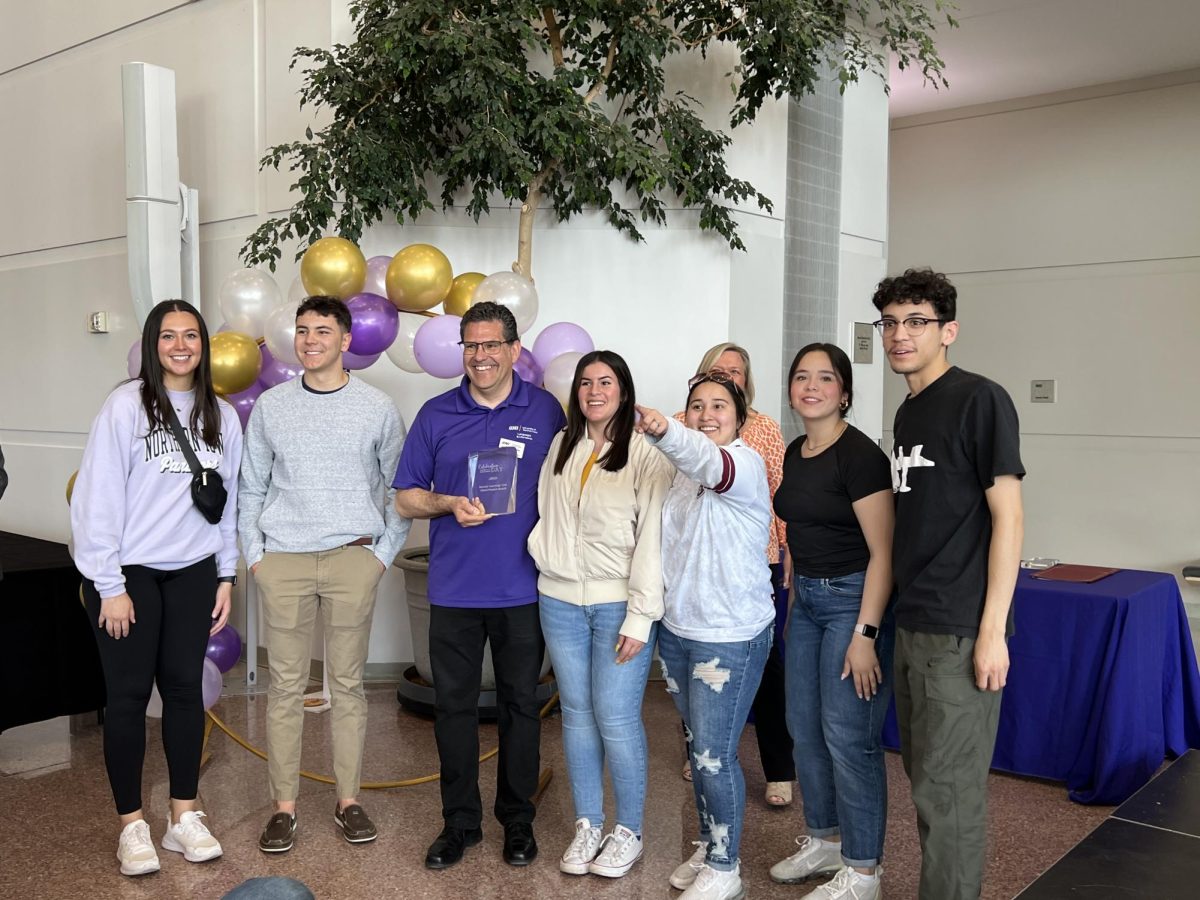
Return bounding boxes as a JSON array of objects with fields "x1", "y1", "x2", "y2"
[
  {"x1": 528, "y1": 350, "x2": 674, "y2": 879},
  {"x1": 72, "y1": 299, "x2": 240, "y2": 876},
  {"x1": 636, "y1": 372, "x2": 776, "y2": 900}
]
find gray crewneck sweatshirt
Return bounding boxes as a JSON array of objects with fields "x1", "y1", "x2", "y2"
[{"x1": 238, "y1": 375, "x2": 411, "y2": 567}]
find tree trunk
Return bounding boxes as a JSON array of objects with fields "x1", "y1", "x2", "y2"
[{"x1": 514, "y1": 163, "x2": 555, "y2": 281}]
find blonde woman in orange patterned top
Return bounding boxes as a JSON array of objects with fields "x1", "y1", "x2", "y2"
[{"x1": 673, "y1": 343, "x2": 796, "y2": 806}]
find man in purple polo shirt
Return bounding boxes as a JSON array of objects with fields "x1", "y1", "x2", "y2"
[{"x1": 393, "y1": 301, "x2": 565, "y2": 870}]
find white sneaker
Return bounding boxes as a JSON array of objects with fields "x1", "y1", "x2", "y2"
[
  {"x1": 770, "y1": 834, "x2": 844, "y2": 883},
  {"x1": 588, "y1": 824, "x2": 643, "y2": 877},
  {"x1": 160, "y1": 810, "x2": 223, "y2": 862},
  {"x1": 669, "y1": 841, "x2": 709, "y2": 889},
  {"x1": 679, "y1": 862, "x2": 745, "y2": 900},
  {"x1": 559, "y1": 817, "x2": 603, "y2": 875},
  {"x1": 117, "y1": 819, "x2": 160, "y2": 876},
  {"x1": 801, "y1": 866, "x2": 883, "y2": 900}
]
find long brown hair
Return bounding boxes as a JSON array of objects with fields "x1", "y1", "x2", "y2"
[{"x1": 136, "y1": 299, "x2": 223, "y2": 450}]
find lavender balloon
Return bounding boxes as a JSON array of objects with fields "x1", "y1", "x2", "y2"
[
  {"x1": 347, "y1": 292, "x2": 400, "y2": 355},
  {"x1": 258, "y1": 343, "x2": 302, "y2": 388},
  {"x1": 205, "y1": 624, "x2": 242, "y2": 674},
  {"x1": 531, "y1": 322, "x2": 594, "y2": 371},
  {"x1": 364, "y1": 255, "x2": 392, "y2": 298},
  {"x1": 201, "y1": 658, "x2": 223, "y2": 710},
  {"x1": 226, "y1": 381, "x2": 263, "y2": 430},
  {"x1": 413, "y1": 314, "x2": 465, "y2": 378},
  {"x1": 514, "y1": 347, "x2": 544, "y2": 386},
  {"x1": 343, "y1": 349, "x2": 381, "y2": 370}
]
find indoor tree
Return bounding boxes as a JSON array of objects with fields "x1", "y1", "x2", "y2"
[{"x1": 240, "y1": 1, "x2": 956, "y2": 279}]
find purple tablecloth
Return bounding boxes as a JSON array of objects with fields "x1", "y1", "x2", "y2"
[{"x1": 882, "y1": 569, "x2": 1200, "y2": 804}]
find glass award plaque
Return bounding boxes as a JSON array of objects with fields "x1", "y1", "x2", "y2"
[{"x1": 467, "y1": 446, "x2": 519, "y2": 515}]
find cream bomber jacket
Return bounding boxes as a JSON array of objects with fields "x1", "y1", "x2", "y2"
[{"x1": 528, "y1": 430, "x2": 675, "y2": 642}]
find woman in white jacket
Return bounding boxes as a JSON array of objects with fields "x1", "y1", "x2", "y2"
[
  {"x1": 636, "y1": 373, "x2": 776, "y2": 900},
  {"x1": 528, "y1": 350, "x2": 674, "y2": 879}
]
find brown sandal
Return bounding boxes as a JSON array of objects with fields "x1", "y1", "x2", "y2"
[{"x1": 765, "y1": 781, "x2": 793, "y2": 806}]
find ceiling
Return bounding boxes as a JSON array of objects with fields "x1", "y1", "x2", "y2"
[{"x1": 887, "y1": 0, "x2": 1200, "y2": 118}]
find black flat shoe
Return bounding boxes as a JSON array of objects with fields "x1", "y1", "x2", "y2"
[
  {"x1": 502, "y1": 822, "x2": 538, "y2": 866},
  {"x1": 424, "y1": 825, "x2": 482, "y2": 869}
]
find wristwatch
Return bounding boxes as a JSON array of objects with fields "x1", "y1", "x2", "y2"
[
  {"x1": 853, "y1": 622, "x2": 880, "y2": 640},
  {"x1": 217, "y1": 575, "x2": 237, "y2": 586}
]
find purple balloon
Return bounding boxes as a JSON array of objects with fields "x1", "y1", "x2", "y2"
[
  {"x1": 201, "y1": 658, "x2": 223, "y2": 710},
  {"x1": 205, "y1": 624, "x2": 242, "y2": 674},
  {"x1": 258, "y1": 343, "x2": 302, "y2": 387},
  {"x1": 346, "y1": 292, "x2": 400, "y2": 355},
  {"x1": 514, "y1": 347, "x2": 543, "y2": 386},
  {"x1": 343, "y1": 349, "x2": 381, "y2": 370},
  {"x1": 364, "y1": 254, "x2": 391, "y2": 298},
  {"x1": 225, "y1": 382, "x2": 263, "y2": 430},
  {"x1": 531, "y1": 322, "x2": 594, "y2": 371},
  {"x1": 413, "y1": 315, "x2": 465, "y2": 378},
  {"x1": 126, "y1": 339, "x2": 141, "y2": 379}
]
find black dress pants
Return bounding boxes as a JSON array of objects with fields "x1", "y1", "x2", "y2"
[{"x1": 428, "y1": 602, "x2": 544, "y2": 829}]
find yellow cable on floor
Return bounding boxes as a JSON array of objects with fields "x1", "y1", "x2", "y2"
[{"x1": 204, "y1": 691, "x2": 560, "y2": 790}]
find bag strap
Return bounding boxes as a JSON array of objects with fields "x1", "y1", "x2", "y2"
[{"x1": 164, "y1": 404, "x2": 205, "y2": 477}]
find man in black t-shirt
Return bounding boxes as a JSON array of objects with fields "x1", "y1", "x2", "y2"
[{"x1": 872, "y1": 269, "x2": 1025, "y2": 900}]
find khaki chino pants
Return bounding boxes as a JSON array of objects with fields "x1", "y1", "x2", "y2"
[{"x1": 256, "y1": 545, "x2": 382, "y2": 801}]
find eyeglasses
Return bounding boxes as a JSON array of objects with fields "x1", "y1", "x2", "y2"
[
  {"x1": 688, "y1": 370, "x2": 745, "y2": 397},
  {"x1": 871, "y1": 316, "x2": 947, "y2": 336},
  {"x1": 458, "y1": 340, "x2": 513, "y2": 355}
]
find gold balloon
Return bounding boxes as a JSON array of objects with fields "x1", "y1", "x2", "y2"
[
  {"x1": 443, "y1": 271, "x2": 486, "y2": 317},
  {"x1": 66, "y1": 470, "x2": 78, "y2": 505},
  {"x1": 386, "y1": 244, "x2": 453, "y2": 312},
  {"x1": 300, "y1": 236, "x2": 367, "y2": 300},
  {"x1": 210, "y1": 331, "x2": 262, "y2": 396}
]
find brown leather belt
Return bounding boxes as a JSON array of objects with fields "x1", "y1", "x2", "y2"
[{"x1": 345, "y1": 537, "x2": 373, "y2": 547}]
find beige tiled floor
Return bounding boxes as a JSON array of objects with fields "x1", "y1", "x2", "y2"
[{"x1": 0, "y1": 682, "x2": 1110, "y2": 899}]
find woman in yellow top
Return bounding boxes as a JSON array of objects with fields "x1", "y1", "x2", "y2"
[
  {"x1": 528, "y1": 350, "x2": 674, "y2": 880},
  {"x1": 675, "y1": 342, "x2": 795, "y2": 805}
]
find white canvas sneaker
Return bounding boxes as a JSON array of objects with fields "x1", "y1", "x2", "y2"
[
  {"x1": 670, "y1": 841, "x2": 709, "y2": 889},
  {"x1": 588, "y1": 824, "x2": 643, "y2": 877},
  {"x1": 801, "y1": 866, "x2": 883, "y2": 900},
  {"x1": 679, "y1": 862, "x2": 745, "y2": 900},
  {"x1": 770, "y1": 834, "x2": 845, "y2": 883},
  {"x1": 160, "y1": 810, "x2": 223, "y2": 862},
  {"x1": 559, "y1": 817, "x2": 603, "y2": 875},
  {"x1": 117, "y1": 819, "x2": 160, "y2": 876}
]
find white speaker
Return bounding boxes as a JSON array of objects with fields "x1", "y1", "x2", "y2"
[{"x1": 122, "y1": 61, "x2": 198, "y2": 325}]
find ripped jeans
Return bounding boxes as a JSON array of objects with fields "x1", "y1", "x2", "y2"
[{"x1": 659, "y1": 625, "x2": 772, "y2": 872}]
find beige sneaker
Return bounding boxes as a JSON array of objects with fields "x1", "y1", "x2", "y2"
[
  {"x1": 161, "y1": 810, "x2": 223, "y2": 862},
  {"x1": 670, "y1": 841, "x2": 709, "y2": 889},
  {"x1": 770, "y1": 834, "x2": 844, "y2": 883},
  {"x1": 800, "y1": 866, "x2": 883, "y2": 900},
  {"x1": 117, "y1": 819, "x2": 160, "y2": 876}
]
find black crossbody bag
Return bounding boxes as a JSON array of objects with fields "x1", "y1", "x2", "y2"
[{"x1": 165, "y1": 406, "x2": 227, "y2": 525}]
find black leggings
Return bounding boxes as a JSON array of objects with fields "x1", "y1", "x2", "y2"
[{"x1": 84, "y1": 556, "x2": 216, "y2": 815}]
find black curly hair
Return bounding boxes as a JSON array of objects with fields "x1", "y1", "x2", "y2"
[{"x1": 871, "y1": 267, "x2": 957, "y2": 321}]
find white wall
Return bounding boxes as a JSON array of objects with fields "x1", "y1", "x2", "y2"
[
  {"x1": 887, "y1": 78, "x2": 1200, "y2": 619},
  {"x1": 0, "y1": 1, "x2": 795, "y2": 666}
]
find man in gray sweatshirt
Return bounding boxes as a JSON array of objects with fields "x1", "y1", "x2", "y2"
[{"x1": 238, "y1": 295, "x2": 411, "y2": 853}]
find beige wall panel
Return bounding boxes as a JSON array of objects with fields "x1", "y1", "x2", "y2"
[
  {"x1": 264, "y1": 0, "x2": 331, "y2": 213},
  {"x1": 890, "y1": 83, "x2": 1200, "y2": 274},
  {"x1": 0, "y1": 0, "x2": 184, "y2": 74},
  {"x1": 0, "y1": 0, "x2": 256, "y2": 256}
]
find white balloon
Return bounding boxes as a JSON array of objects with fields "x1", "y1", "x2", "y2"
[
  {"x1": 384, "y1": 312, "x2": 426, "y2": 374},
  {"x1": 543, "y1": 351, "x2": 584, "y2": 410},
  {"x1": 264, "y1": 300, "x2": 302, "y2": 364},
  {"x1": 218, "y1": 269, "x2": 283, "y2": 339},
  {"x1": 287, "y1": 273, "x2": 308, "y2": 305},
  {"x1": 472, "y1": 272, "x2": 539, "y2": 335}
]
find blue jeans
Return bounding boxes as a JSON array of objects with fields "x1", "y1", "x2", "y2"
[
  {"x1": 659, "y1": 625, "x2": 772, "y2": 872},
  {"x1": 539, "y1": 595, "x2": 658, "y2": 832},
  {"x1": 786, "y1": 571, "x2": 894, "y2": 867}
]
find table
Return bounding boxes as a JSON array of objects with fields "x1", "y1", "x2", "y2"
[{"x1": 882, "y1": 569, "x2": 1200, "y2": 804}]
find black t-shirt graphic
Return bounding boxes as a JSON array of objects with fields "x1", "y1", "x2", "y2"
[
  {"x1": 774, "y1": 424, "x2": 892, "y2": 579},
  {"x1": 890, "y1": 366, "x2": 1025, "y2": 637}
]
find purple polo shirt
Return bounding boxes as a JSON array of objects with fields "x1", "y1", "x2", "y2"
[{"x1": 393, "y1": 374, "x2": 565, "y2": 607}]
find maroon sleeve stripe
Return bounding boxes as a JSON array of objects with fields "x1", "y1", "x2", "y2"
[{"x1": 713, "y1": 449, "x2": 735, "y2": 493}]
